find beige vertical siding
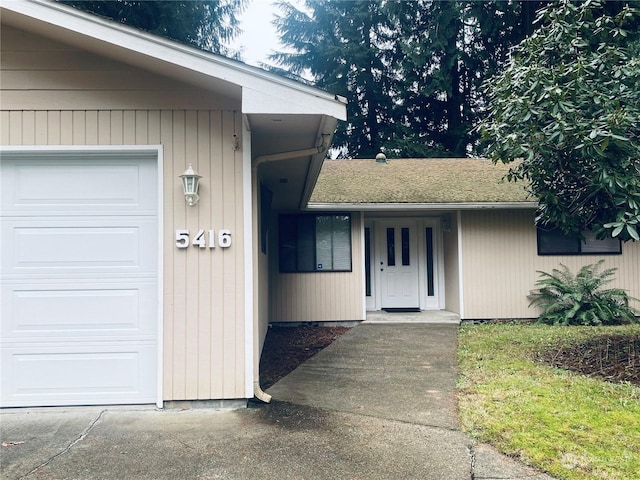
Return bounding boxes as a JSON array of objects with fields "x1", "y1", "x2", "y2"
[
  {"x1": 270, "y1": 212, "x2": 364, "y2": 322},
  {"x1": 2, "y1": 26, "x2": 248, "y2": 400},
  {"x1": 460, "y1": 210, "x2": 640, "y2": 319},
  {"x1": 0, "y1": 25, "x2": 237, "y2": 111}
]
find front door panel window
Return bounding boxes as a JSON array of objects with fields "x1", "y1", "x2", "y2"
[
  {"x1": 401, "y1": 227, "x2": 410, "y2": 266},
  {"x1": 386, "y1": 228, "x2": 396, "y2": 266}
]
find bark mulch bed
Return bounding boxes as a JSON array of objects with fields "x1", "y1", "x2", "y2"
[
  {"x1": 538, "y1": 334, "x2": 640, "y2": 386},
  {"x1": 259, "y1": 325, "x2": 351, "y2": 390}
]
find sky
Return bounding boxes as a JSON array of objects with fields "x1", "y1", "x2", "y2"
[{"x1": 231, "y1": 1, "x2": 283, "y2": 67}]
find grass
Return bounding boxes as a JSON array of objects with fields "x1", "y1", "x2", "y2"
[{"x1": 457, "y1": 323, "x2": 640, "y2": 480}]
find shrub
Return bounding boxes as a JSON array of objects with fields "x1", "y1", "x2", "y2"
[{"x1": 529, "y1": 260, "x2": 639, "y2": 326}]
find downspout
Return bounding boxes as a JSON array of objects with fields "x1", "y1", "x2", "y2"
[
  {"x1": 250, "y1": 135, "x2": 330, "y2": 404},
  {"x1": 250, "y1": 159, "x2": 272, "y2": 404},
  {"x1": 254, "y1": 380, "x2": 272, "y2": 403}
]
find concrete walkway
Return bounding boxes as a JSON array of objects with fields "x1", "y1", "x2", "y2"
[
  {"x1": 267, "y1": 323, "x2": 555, "y2": 480},
  {"x1": 1, "y1": 324, "x2": 555, "y2": 480}
]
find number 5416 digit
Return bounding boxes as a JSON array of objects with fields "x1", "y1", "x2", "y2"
[{"x1": 175, "y1": 229, "x2": 231, "y2": 249}]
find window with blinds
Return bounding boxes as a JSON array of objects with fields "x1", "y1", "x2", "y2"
[
  {"x1": 279, "y1": 214, "x2": 352, "y2": 272},
  {"x1": 537, "y1": 228, "x2": 622, "y2": 255}
]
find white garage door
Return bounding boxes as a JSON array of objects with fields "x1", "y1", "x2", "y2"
[{"x1": 1, "y1": 150, "x2": 159, "y2": 407}]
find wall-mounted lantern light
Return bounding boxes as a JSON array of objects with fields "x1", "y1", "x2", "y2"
[{"x1": 179, "y1": 164, "x2": 202, "y2": 206}]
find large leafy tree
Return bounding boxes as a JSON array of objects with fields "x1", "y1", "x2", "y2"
[
  {"x1": 60, "y1": 1, "x2": 246, "y2": 55},
  {"x1": 479, "y1": 0, "x2": 640, "y2": 241},
  {"x1": 273, "y1": 1, "x2": 540, "y2": 158}
]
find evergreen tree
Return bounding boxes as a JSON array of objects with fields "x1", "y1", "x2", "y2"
[
  {"x1": 60, "y1": 0, "x2": 246, "y2": 56},
  {"x1": 387, "y1": 1, "x2": 536, "y2": 157},
  {"x1": 273, "y1": 0, "x2": 538, "y2": 158},
  {"x1": 272, "y1": 0, "x2": 397, "y2": 158}
]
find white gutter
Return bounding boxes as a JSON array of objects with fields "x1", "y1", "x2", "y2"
[
  {"x1": 360, "y1": 215, "x2": 367, "y2": 321},
  {"x1": 305, "y1": 202, "x2": 538, "y2": 211},
  {"x1": 253, "y1": 145, "x2": 326, "y2": 167},
  {"x1": 253, "y1": 132, "x2": 333, "y2": 212},
  {"x1": 252, "y1": 135, "x2": 330, "y2": 168}
]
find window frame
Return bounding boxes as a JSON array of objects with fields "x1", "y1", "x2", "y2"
[
  {"x1": 536, "y1": 227, "x2": 622, "y2": 256},
  {"x1": 278, "y1": 213, "x2": 353, "y2": 273}
]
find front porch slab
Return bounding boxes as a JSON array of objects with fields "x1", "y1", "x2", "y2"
[{"x1": 364, "y1": 310, "x2": 460, "y2": 324}]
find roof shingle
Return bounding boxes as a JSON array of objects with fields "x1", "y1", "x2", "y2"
[{"x1": 309, "y1": 158, "x2": 532, "y2": 205}]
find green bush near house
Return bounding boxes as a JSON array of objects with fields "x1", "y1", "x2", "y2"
[{"x1": 528, "y1": 260, "x2": 639, "y2": 326}]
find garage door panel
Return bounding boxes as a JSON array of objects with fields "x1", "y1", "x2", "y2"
[
  {"x1": 1, "y1": 158, "x2": 157, "y2": 215},
  {"x1": 1, "y1": 344, "x2": 157, "y2": 407},
  {"x1": 2, "y1": 282, "x2": 157, "y2": 340},
  {"x1": 3, "y1": 219, "x2": 157, "y2": 275},
  {"x1": 1, "y1": 151, "x2": 159, "y2": 408}
]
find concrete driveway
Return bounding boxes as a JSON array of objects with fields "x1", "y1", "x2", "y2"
[{"x1": 1, "y1": 323, "x2": 554, "y2": 480}]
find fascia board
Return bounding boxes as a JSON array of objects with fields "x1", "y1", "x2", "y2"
[
  {"x1": 242, "y1": 86, "x2": 347, "y2": 120},
  {"x1": 305, "y1": 202, "x2": 538, "y2": 211},
  {"x1": 3, "y1": 0, "x2": 346, "y2": 118}
]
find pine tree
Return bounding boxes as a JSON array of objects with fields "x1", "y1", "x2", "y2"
[
  {"x1": 60, "y1": 0, "x2": 247, "y2": 56},
  {"x1": 387, "y1": 1, "x2": 535, "y2": 157},
  {"x1": 273, "y1": 0, "x2": 540, "y2": 158},
  {"x1": 272, "y1": 0, "x2": 397, "y2": 158}
]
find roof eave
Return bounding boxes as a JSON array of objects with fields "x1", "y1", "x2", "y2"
[
  {"x1": 2, "y1": 0, "x2": 347, "y2": 118},
  {"x1": 305, "y1": 202, "x2": 538, "y2": 211}
]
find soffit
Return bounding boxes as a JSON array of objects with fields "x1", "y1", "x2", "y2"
[{"x1": 248, "y1": 114, "x2": 337, "y2": 211}]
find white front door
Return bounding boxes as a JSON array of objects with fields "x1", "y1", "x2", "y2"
[
  {"x1": 378, "y1": 221, "x2": 420, "y2": 309},
  {"x1": 366, "y1": 217, "x2": 444, "y2": 311}
]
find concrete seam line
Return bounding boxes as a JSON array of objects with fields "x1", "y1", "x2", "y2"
[
  {"x1": 19, "y1": 410, "x2": 107, "y2": 480},
  {"x1": 467, "y1": 444, "x2": 476, "y2": 480}
]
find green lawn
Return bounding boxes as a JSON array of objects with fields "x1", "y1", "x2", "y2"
[{"x1": 457, "y1": 323, "x2": 640, "y2": 480}]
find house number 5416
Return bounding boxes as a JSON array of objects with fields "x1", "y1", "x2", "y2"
[{"x1": 175, "y1": 229, "x2": 232, "y2": 249}]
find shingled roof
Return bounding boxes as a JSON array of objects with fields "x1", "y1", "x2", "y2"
[{"x1": 309, "y1": 157, "x2": 534, "y2": 207}]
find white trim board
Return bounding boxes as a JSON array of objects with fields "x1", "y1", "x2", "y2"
[{"x1": 456, "y1": 210, "x2": 465, "y2": 319}]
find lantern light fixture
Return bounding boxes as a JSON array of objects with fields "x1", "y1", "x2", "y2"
[{"x1": 179, "y1": 164, "x2": 202, "y2": 206}]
